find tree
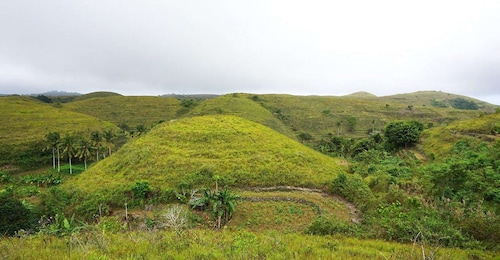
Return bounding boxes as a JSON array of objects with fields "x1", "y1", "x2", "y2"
[
  {"x1": 345, "y1": 116, "x2": 357, "y2": 132},
  {"x1": 90, "y1": 131, "x2": 103, "y2": 162},
  {"x1": 103, "y1": 129, "x2": 115, "y2": 157},
  {"x1": 75, "y1": 137, "x2": 92, "y2": 170},
  {"x1": 384, "y1": 120, "x2": 424, "y2": 149},
  {"x1": 192, "y1": 187, "x2": 240, "y2": 229},
  {"x1": 61, "y1": 134, "x2": 76, "y2": 174},
  {"x1": 45, "y1": 132, "x2": 61, "y2": 172},
  {"x1": 0, "y1": 194, "x2": 36, "y2": 235}
]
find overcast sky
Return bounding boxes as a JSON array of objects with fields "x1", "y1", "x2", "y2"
[{"x1": 1, "y1": 1, "x2": 499, "y2": 104}]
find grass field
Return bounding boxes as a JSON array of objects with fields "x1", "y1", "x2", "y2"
[
  {"x1": 1, "y1": 229, "x2": 496, "y2": 259},
  {"x1": 0, "y1": 96, "x2": 118, "y2": 147},
  {"x1": 63, "y1": 95, "x2": 183, "y2": 128}
]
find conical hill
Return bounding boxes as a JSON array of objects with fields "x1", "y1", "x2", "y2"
[{"x1": 64, "y1": 115, "x2": 346, "y2": 195}]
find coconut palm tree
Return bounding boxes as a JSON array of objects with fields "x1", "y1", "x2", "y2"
[
  {"x1": 61, "y1": 134, "x2": 76, "y2": 174},
  {"x1": 103, "y1": 129, "x2": 115, "y2": 157},
  {"x1": 76, "y1": 137, "x2": 92, "y2": 170},
  {"x1": 90, "y1": 131, "x2": 102, "y2": 161},
  {"x1": 45, "y1": 132, "x2": 61, "y2": 172}
]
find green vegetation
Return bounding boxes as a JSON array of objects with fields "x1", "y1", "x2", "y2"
[
  {"x1": 0, "y1": 96, "x2": 119, "y2": 169},
  {"x1": 3, "y1": 229, "x2": 497, "y2": 259},
  {"x1": 0, "y1": 91, "x2": 499, "y2": 257},
  {"x1": 63, "y1": 96, "x2": 183, "y2": 129}
]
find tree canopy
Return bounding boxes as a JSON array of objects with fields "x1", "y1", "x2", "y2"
[{"x1": 384, "y1": 120, "x2": 424, "y2": 149}]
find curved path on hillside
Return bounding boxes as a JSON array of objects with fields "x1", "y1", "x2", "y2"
[{"x1": 242, "y1": 186, "x2": 360, "y2": 224}]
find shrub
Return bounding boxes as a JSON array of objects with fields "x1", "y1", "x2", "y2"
[
  {"x1": 329, "y1": 173, "x2": 374, "y2": 211},
  {"x1": 0, "y1": 194, "x2": 37, "y2": 235}
]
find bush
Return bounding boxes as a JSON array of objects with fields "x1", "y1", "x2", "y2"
[
  {"x1": 306, "y1": 217, "x2": 364, "y2": 237},
  {"x1": 0, "y1": 194, "x2": 37, "y2": 235},
  {"x1": 329, "y1": 173, "x2": 374, "y2": 211}
]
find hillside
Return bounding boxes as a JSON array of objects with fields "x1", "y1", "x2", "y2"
[
  {"x1": 185, "y1": 94, "x2": 294, "y2": 137},
  {"x1": 421, "y1": 112, "x2": 500, "y2": 158},
  {"x1": 248, "y1": 93, "x2": 488, "y2": 140},
  {"x1": 381, "y1": 91, "x2": 497, "y2": 112},
  {"x1": 0, "y1": 96, "x2": 118, "y2": 147},
  {"x1": 72, "y1": 91, "x2": 122, "y2": 101},
  {"x1": 63, "y1": 96, "x2": 183, "y2": 128},
  {"x1": 63, "y1": 115, "x2": 346, "y2": 199}
]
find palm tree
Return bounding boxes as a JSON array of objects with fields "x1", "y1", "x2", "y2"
[
  {"x1": 212, "y1": 188, "x2": 240, "y2": 229},
  {"x1": 90, "y1": 131, "x2": 102, "y2": 161},
  {"x1": 103, "y1": 129, "x2": 115, "y2": 157},
  {"x1": 62, "y1": 134, "x2": 76, "y2": 174},
  {"x1": 45, "y1": 132, "x2": 61, "y2": 172},
  {"x1": 76, "y1": 138, "x2": 92, "y2": 170}
]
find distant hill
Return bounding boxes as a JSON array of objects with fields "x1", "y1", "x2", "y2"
[
  {"x1": 0, "y1": 96, "x2": 119, "y2": 168},
  {"x1": 63, "y1": 115, "x2": 346, "y2": 199},
  {"x1": 37, "y1": 90, "x2": 81, "y2": 97},
  {"x1": 72, "y1": 91, "x2": 122, "y2": 101},
  {"x1": 185, "y1": 94, "x2": 294, "y2": 137},
  {"x1": 344, "y1": 91, "x2": 377, "y2": 98},
  {"x1": 381, "y1": 91, "x2": 497, "y2": 112},
  {"x1": 63, "y1": 96, "x2": 183, "y2": 128},
  {"x1": 161, "y1": 93, "x2": 219, "y2": 100},
  {"x1": 246, "y1": 93, "x2": 490, "y2": 140},
  {"x1": 0, "y1": 96, "x2": 118, "y2": 147}
]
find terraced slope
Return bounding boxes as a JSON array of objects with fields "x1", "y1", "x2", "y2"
[
  {"x1": 0, "y1": 96, "x2": 118, "y2": 147},
  {"x1": 63, "y1": 96, "x2": 183, "y2": 127},
  {"x1": 64, "y1": 115, "x2": 346, "y2": 196}
]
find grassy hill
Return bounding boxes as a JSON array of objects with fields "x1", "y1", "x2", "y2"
[
  {"x1": 185, "y1": 94, "x2": 294, "y2": 137},
  {"x1": 72, "y1": 91, "x2": 122, "y2": 101},
  {"x1": 63, "y1": 96, "x2": 183, "y2": 128},
  {"x1": 421, "y1": 112, "x2": 500, "y2": 158},
  {"x1": 381, "y1": 91, "x2": 497, "y2": 112},
  {"x1": 63, "y1": 115, "x2": 346, "y2": 205},
  {"x1": 247, "y1": 93, "x2": 488, "y2": 140},
  {"x1": 0, "y1": 96, "x2": 118, "y2": 147}
]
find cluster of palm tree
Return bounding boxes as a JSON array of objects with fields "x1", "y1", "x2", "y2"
[
  {"x1": 191, "y1": 186, "x2": 240, "y2": 229},
  {"x1": 44, "y1": 130, "x2": 116, "y2": 174}
]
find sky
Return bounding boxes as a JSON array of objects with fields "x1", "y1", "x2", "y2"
[{"x1": 1, "y1": 0, "x2": 500, "y2": 105}]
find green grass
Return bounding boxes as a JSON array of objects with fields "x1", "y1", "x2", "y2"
[
  {"x1": 231, "y1": 190, "x2": 355, "y2": 232},
  {"x1": 63, "y1": 96, "x2": 183, "y2": 128},
  {"x1": 381, "y1": 90, "x2": 498, "y2": 112},
  {"x1": 246, "y1": 93, "x2": 489, "y2": 140},
  {"x1": 62, "y1": 115, "x2": 346, "y2": 206},
  {"x1": 185, "y1": 94, "x2": 294, "y2": 137},
  {"x1": 0, "y1": 96, "x2": 118, "y2": 147},
  {"x1": 1, "y1": 229, "x2": 496, "y2": 259},
  {"x1": 421, "y1": 112, "x2": 500, "y2": 159}
]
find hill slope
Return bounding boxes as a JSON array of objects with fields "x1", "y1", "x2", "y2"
[
  {"x1": 63, "y1": 96, "x2": 183, "y2": 128},
  {"x1": 0, "y1": 96, "x2": 118, "y2": 147},
  {"x1": 64, "y1": 115, "x2": 346, "y2": 196},
  {"x1": 381, "y1": 91, "x2": 497, "y2": 112},
  {"x1": 250, "y1": 93, "x2": 488, "y2": 140},
  {"x1": 185, "y1": 94, "x2": 294, "y2": 137},
  {"x1": 421, "y1": 112, "x2": 500, "y2": 158}
]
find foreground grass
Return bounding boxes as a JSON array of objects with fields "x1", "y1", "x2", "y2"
[{"x1": 1, "y1": 230, "x2": 496, "y2": 259}]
